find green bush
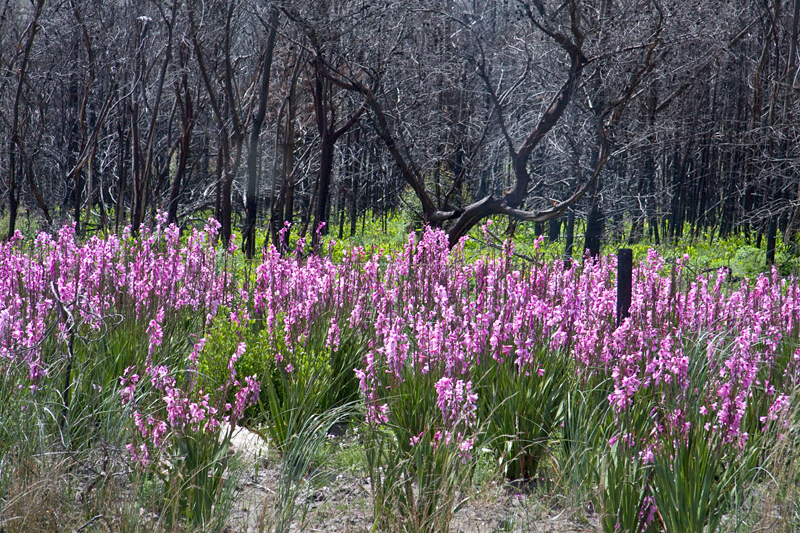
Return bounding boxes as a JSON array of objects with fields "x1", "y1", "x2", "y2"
[
  {"x1": 197, "y1": 309, "x2": 366, "y2": 426},
  {"x1": 195, "y1": 311, "x2": 278, "y2": 423}
]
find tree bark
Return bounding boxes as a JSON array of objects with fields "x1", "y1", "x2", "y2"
[
  {"x1": 269, "y1": 51, "x2": 303, "y2": 250},
  {"x1": 783, "y1": 0, "x2": 800, "y2": 243},
  {"x1": 167, "y1": 72, "x2": 194, "y2": 226},
  {"x1": 564, "y1": 209, "x2": 575, "y2": 268},
  {"x1": 584, "y1": 204, "x2": 605, "y2": 258},
  {"x1": 6, "y1": 0, "x2": 44, "y2": 240},
  {"x1": 310, "y1": 56, "x2": 365, "y2": 252},
  {"x1": 132, "y1": 1, "x2": 178, "y2": 236},
  {"x1": 548, "y1": 218, "x2": 561, "y2": 242},
  {"x1": 243, "y1": 6, "x2": 279, "y2": 258},
  {"x1": 767, "y1": 215, "x2": 778, "y2": 266},
  {"x1": 115, "y1": 105, "x2": 128, "y2": 232}
]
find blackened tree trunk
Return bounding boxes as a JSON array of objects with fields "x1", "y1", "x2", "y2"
[
  {"x1": 269, "y1": 50, "x2": 303, "y2": 250},
  {"x1": 26, "y1": 157, "x2": 51, "y2": 225},
  {"x1": 221, "y1": 140, "x2": 244, "y2": 248},
  {"x1": 243, "y1": 6, "x2": 279, "y2": 258},
  {"x1": 131, "y1": 1, "x2": 178, "y2": 236},
  {"x1": 584, "y1": 204, "x2": 605, "y2": 258},
  {"x1": 313, "y1": 131, "x2": 336, "y2": 243},
  {"x1": 548, "y1": 218, "x2": 561, "y2": 242},
  {"x1": 350, "y1": 166, "x2": 359, "y2": 237},
  {"x1": 782, "y1": 0, "x2": 800, "y2": 243},
  {"x1": 767, "y1": 215, "x2": 778, "y2": 265},
  {"x1": 115, "y1": 105, "x2": 128, "y2": 232},
  {"x1": 167, "y1": 70, "x2": 194, "y2": 226},
  {"x1": 318, "y1": 0, "x2": 656, "y2": 249},
  {"x1": 6, "y1": 0, "x2": 44, "y2": 240},
  {"x1": 310, "y1": 56, "x2": 364, "y2": 252},
  {"x1": 189, "y1": 0, "x2": 248, "y2": 248}
]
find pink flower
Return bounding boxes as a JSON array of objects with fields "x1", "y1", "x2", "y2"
[
  {"x1": 151, "y1": 420, "x2": 168, "y2": 447},
  {"x1": 639, "y1": 447, "x2": 654, "y2": 464},
  {"x1": 189, "y1": 338, "x2": 206, "y2": 365},
  {"x1": 434, "y1": 376, "x2": 478, "y2": 454},
  {"x1": 147, "y1": 307, "x2": 165, "y2": 355},
  {"x1": 189, "y1": 402, "x2": 206, "y2": 424},
  {"x1": 232, "y1": 375, "x2": 260, "y2": 423}
]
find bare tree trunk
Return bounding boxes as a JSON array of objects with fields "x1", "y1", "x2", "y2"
[
  {"x1": 548, "y1": 218, "x2": 560, "y2": 242},
  {"x1": 132, "y1": 0, "x2": 178, "y2": 236},
  {"x1": 271, "y1": 52, "x2": 303, "y2": 249},
  {"x1": 220, "y1": 145, "x2": 243, "y2": 248},
  {"x1": 71, "y1": 0, "x2": 96, "y2": 235},
  {"x1": 783, "y1": 0, "x2": 800, "y2": 243},
  {"x1": 564, "y1": 209, "x2": 575, "y2": 268},
  {"x1": 115, "y1": 106, "x2": 128, "y2": 232},
  {"x1": 214, "y1": 146, "x2": 224, "y2": 227},
  {"x1": 167, "y1": 69, "x2": 194, "y2": 226},
  {"x1": 7, "y1": 146, "x2": 19, "y2": 238},
  {"x1": 350, "y1": 166, "x2": 358, "y2": 237},
  {"x1": 243, "y1": 6, "x2": 279, "y2": 258},
  {"x1": 310, "y1": 58, "x2": 364, "y2": 252},
  {"x1": 313, "y1": 131, "x2": 336, "y2": 244},
  {"x1": 26, "y1": 157, "x2": 51, "y2": 225},
  {"x1": 86, "y1": 153, "x2": 93, "y2": 230},
  {"x1": 189, "y1": 1, "x2": 250, "y2": 248},
  {"x1": 767, "y1": 215, "x2": 778, "y2": 265},
  {"x1": 6, "y1": 0, "x2": 44, "y2": 240},
  {"x1": 584, "y1": 203, "x2": 605, "y2": 258}
]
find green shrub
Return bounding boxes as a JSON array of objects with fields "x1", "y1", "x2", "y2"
[
  {"x1": 197, "y1": 309, "x2": 366, "y2": 427},
  {"x1": 196, "y1": 312, "x2": 277, "y2": 423}
]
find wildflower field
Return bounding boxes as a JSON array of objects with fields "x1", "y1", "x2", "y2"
[{"x1": 1, "y1": 218, "x2": 799, "y2": 532}]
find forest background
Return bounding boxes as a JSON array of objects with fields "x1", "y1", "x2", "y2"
[{"x1": 2, "y1": 0, "x2": 799, "y2": 262}]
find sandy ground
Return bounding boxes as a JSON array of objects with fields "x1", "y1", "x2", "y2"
[{"x1": 224, "y1": 426, "x2": 598, "y2": 533}]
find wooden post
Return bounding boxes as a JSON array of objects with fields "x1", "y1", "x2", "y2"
[{"x1": 617, "y1": 248, "x2": 633, "y2": 326}]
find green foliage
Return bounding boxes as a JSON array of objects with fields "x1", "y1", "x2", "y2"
[
  {"x1": 558, "y1": 377, "x2": 614, "y2": 506},
  {"x1": 365, "y1": 365, "x2": 480, "y2": 533},
  {"x1": 263, "y1": 401, "x2": 357, "y2": 533},
  {"x1": 0, "y1": 295, "x2": 218, "y2": 532},
  {"x1": 65, "y1": 313, "x2": 191, "y2": 449},
  {"x1": 198, "y1": 307, "x2": 366, "y2": 427},
  {"x1": 652, "y1": 425, "x2": 755, "y2": 533},
  {"x1": 196, "y1": 311, "x2": 276, "y2": 422},
  {"x1": 478, "y1": 345, "x2": 569, "y2": 481},
  {"x1": 596, "y1": 389, "x2": 659, "y2": 533},
  {"x1": 731, "y1": 245, "x2": 767, "y2": 277},
  {"x1": 366, "y1": 424, "x2": 473, "y2": 533},
  {"x1": 445, "y1": 216, "x2": 800, "y2": 279},
  {"x1": 591, "y1": 334, "x2": 770, "y2": 533},
  {"x1": 757, "y1": 389, "x2": 800, "y2": 532},
  {"x1": 0, "y1": 360, "x2": 46, "y2": 501},
  {"x1": 312, "y1": 209, "x2": 800, "y2": 280},
  {"x1": 647, "y1": 337, "x2": 764, "y2": 533},
  {"x1": 157, "y1": 427, "x2": 241, "y2": 531},
  {"x1": 259, "y1": 367, "x2": 329, "y2": 454},
  {"x1": 319, "y1": 209, "x2": 415, "y2": 260},
  {"x1": 599, "y1": 440, "x2": 655, "y2": 533}
]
